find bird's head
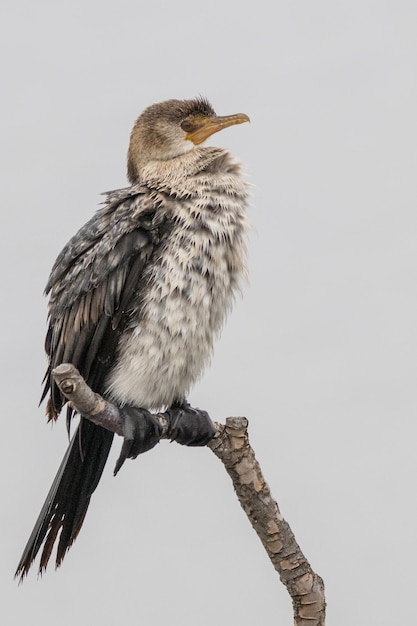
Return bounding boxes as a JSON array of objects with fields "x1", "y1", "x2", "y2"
[{"x1": 127, "y1": 97, "x2": 249, "y2": 183}]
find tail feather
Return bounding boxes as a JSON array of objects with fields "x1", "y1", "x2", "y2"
[{"x1": 15, "y1": 419, "x2": 113, "y2": 580}]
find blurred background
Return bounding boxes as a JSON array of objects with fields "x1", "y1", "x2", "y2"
[{"x1": 1, "y1": 2, "x2": 416, "y2": 624}]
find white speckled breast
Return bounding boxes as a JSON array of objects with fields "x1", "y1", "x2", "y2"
[{"x1": 106, "y1": 148, "x2": 249, "y2": 410}]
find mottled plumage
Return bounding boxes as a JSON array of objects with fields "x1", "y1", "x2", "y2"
[{"x1": 16, "y1": 98, "x2": 249, "y2": 579}]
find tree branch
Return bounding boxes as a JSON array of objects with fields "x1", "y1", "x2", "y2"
[
  {"x1": 52, "y1": 363, "x2": 326, "y2": 625},
  {"x1": 52, "y1": 363, "x2": 169, "y2": 437},
  {"x1": 208, "y1": 419, "x2": 326, "y2": 625}
]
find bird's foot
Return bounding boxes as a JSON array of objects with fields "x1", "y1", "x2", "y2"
[
  {"x1": 167, "y1": 402, "x2": 216, "y2": 446},
  {"x1": 114, "y1": 406, "x2": 163, "y2": 475}
]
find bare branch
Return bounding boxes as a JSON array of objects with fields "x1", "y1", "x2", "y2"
[
  {"x1": 52, "y1": 363, "x2": 326, "y2": 625},
  {"x1": 52, "y1": 363, "x2": 169, "y2": 437},
  {"x1": 208, "y1": 418, "x2": 326, "y2": 626}
]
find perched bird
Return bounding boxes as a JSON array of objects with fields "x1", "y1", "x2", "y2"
[{"x1": 15, "y1": 97, "x2": 249, "y2": 579}]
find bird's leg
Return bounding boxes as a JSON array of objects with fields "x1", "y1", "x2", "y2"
[
  {"x1": 114, "y1": 406, "x2": 163, "y2": 475},
  {"x1": 166, "y1": 401, "x2": 216, "y2": 446}
]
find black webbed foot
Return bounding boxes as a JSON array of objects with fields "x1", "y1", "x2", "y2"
[
  {"x1": 167, "y1": 402, "x2": 216, "y2": 447},
  {"x1": 114, "y1": 406, "x2": 163, "y2": 475}
]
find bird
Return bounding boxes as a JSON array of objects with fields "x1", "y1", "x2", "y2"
[{"x1": 15, "y1": 97, "x2": 249, "y2": 579}]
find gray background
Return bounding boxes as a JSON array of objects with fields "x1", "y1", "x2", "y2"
[{"x1": 1, "y1": 1, "x2": 416, "y2": 624}]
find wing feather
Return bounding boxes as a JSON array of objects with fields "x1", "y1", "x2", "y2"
[
  {"x1": 43, "y1": 187, "x2": 158, "y2": 420},
  {"x1": 16, "y1": 186, "x2": 163, "y2": 578}
]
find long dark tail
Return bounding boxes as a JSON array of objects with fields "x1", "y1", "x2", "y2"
[{"x1": 15, "y1": 419, "x2": 113, "y2": 580}]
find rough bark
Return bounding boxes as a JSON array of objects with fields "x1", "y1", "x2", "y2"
[
  {"x1": 52, "y1": 363, "x2": 326, "y2": 625},
  {"x1": 208, "y1": 418, "x2": 326, "y2": 626}
]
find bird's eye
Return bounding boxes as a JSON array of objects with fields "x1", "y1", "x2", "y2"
[{"x1": 181, "y1": 120, "x2": 194, "y2": 133}]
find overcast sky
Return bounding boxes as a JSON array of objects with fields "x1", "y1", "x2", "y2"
[{"x1": 1, "y1": 2, "x2": 416, "y2": 624}]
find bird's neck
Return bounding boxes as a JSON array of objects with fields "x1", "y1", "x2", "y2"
[{"x1": 137, "y1": 146, "x2": 230, "y2": 187}]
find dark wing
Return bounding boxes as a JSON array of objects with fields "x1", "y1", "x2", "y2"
[
  {"x1": 43, "y1": 188, "x2": 157, "y2": 417},
  {"x1": 16, "y1": 187, "x2": 160, "y2": 578}
]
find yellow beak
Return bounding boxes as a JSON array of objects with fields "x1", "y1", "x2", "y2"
[{"x1": 186, "y1": 113, "x2": 250, "y2": 145}]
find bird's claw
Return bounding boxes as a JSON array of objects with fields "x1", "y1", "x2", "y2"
[
  {"x1": 114, "y1": 406, "x2": 162, "y2": 475},
  {"x1": 167, "y1": 403, "x2": 215, "y2": 446}
]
